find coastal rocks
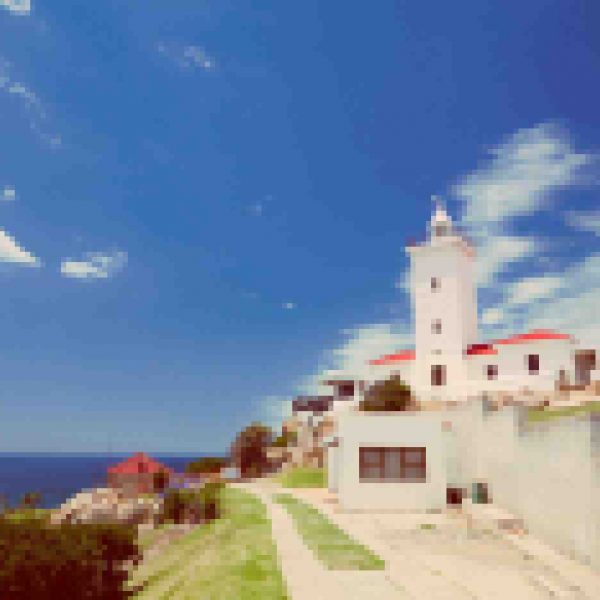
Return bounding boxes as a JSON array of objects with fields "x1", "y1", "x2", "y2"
[{"x1": 51, "y1": 487, "x2": 163, "y2": 526}]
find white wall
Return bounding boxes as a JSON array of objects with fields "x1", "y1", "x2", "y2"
[
  {"x1": 336, "y1": 412, "x2": 447, "y2": 511},
  {"x1": 449, "y1": 397, "x2": 600, "y2": 568}
]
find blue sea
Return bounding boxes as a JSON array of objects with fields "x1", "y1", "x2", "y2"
[{"x1": 0, "y1": 453, "x2": 220, "y2": 509}]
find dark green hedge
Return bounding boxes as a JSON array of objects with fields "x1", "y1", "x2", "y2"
[
  {"x1": 0, "y1": 516, "x2": 140, "y2": 599},
  {"x1": 161, "y1": 482, "x2": 223, "y2": 525}
]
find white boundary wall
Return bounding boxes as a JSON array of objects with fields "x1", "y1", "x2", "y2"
[{"x1": 448, "y1": 398, "x2": 600, "y2": 568}]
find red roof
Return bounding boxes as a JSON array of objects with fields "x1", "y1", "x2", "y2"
[
  {"x1": 466, "y1": 343, "x2": 498, "y2": 356},
  {"x1": 107, "y1": 452, "x2": 174, "y2": 476},
  {"x1": 369, "y1": 350, "x2": 416, "y2": 366},
  {"x1": 493, "y1": 329, "x2": 572, "y2": 346}
]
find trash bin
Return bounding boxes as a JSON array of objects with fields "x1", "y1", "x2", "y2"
[{"x1": 471, "y1": 481, "x2": 490, "y2": 504}]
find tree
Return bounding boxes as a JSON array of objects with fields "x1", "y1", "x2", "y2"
[
  {"x1": 230, "y1": 422, "x2": 274, "y2": 479},
  {"x1": 152, "y1": 469, "x2": 170, "y2": 493},
  {"x1": 359, "y1": 376, "x2": 414, "y2": 412},
  {"x1": 19, "y1": 491, "x2": 42, "y2": 510}
]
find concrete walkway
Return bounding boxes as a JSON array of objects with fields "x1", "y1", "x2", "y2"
[
  {"x1": 235, "y1": 481, "x2": 407, "y2": 599},
  {"x1": 273, "y1": 485, "x2": 600, "y2": 600}
]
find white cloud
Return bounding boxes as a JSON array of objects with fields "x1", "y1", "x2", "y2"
[
  {"x1": 476, "y1": 235, "x2": 541, "y2": 287},
  {"x1": 60, "y1": 250, "x2": 127, "y2": 280},
  {"x1": 0, "y1": 0, "x2": 30, "y2": 15},
  {"x1": 157, "y1": 43, "x2": 215, "y2": 72},
  {"x1": 453, "y1": 123, "x2": 597, "y2": 287},
  {"x1": 455, "y1": 123, "x2": 594, "y2": 226},
  {"x1": 298, "y1": 323, "x2": 412, "y2": 395},
  {"x1": 564, "y1": 209, "x2": 600, "y2": 236},
  {"x1": 282, "y1": 302, "x2": 296, "y2": 310},
  {"x1": 480, "y1": 307, "x2": 504, "y2": 326},
  {"x1": 2, "y1": 186, "x2": 16, "y2": 201},
  {"x1": 260, "y1": 395, "x2": 294, "y2": 430},
  {"x1": 504, "y1": 275, "x2": 564, "y2": 306},
  {"x1": 0, "y1": 58, "x2": 61, "y2": 148},
  {"x1": 0, "y1": 228, "x2": 39, "y2": 266}
]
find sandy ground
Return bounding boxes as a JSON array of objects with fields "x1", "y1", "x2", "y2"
[{"x1": 243, "y1": 480, "x2": 600, "y2": 600}]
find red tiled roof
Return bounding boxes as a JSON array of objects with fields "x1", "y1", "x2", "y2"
[
  {"x1": 466, "y1": 343, "x2": 498, "y2": 356},
  {"x1": 493, "y1": 329, "x2": 572, "y2": 346},
  {"x1": 107, "y1": 452, "x2": 174, "y2": 476},
  {"x1": 369, "y1": 350, "x2": 416, "y2": 366}
]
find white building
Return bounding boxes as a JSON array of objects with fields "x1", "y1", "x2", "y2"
[
  {"x1": 328, "y1": 199, "x2": 597, "y2": 403},
  {"x1": 322, "y1": 199, "x2": 598, "y2": 516}
]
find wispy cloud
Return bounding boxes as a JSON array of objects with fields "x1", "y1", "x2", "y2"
[
  {"x1": 0, "y1": 0, "x2": 30, "y2": 16},
  {"x1": 564, "y1": 209, "x2": 600, "y2": 236},
  {"x1": 282, "y1": 302, "x2": 296, "y2": 310},
  {"x1": 156, "y1": 42, "x2": 216, "y2": 72},
  {"x1": 0, "y1": 228, "x2": 39, "y2": 266},
  {"x1": 60, "y1": 250, "x2": 127, "y2": 280},
  {"x1": 1, "y1": 185, "x2": 16, "y2": 202},
  {"x1": 454, "y1": 122, "x2": 597, "y2": 287},
  {"x1": 0, "y1": 57, "x2": 61, "y2": 148},
  {"x1": 456, "y1": 123, "x2": 594, "y2": 225}
]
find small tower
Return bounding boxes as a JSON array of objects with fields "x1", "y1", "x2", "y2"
[{"x1": 406, "y1": 197, "x2": 478, "y2": 400}]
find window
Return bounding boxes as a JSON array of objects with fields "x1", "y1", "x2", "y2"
[
  {"x1": 431, "y1": 319, "x2": 442, "y2": 334},
  {"x1": 359, "y1": 447, "x2": 426, "y2": 482},
  {"x1": 527, "y1": 354, "x2": 540, "y2": 375},
  {"x1": 431, "y1": 364, "x2": 446, "y2": 386},
  {"x1": 431, "y1": 277, "x2": 440, "y2": 291},
  {"x1": 486, "y1": 365, "x2": 498, "y2": 380},
  {"x1": 338, "y1": 383, "x2": 355, "y2": 397}
]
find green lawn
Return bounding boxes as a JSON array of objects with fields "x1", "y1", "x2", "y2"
[
  {"x1": 278, "y1": 467, "x2": 326, "y2": 488},
  {"x1": 527, "y1": 401, "x2": 600, "y2": 423},
  {"x1": 274, "y1": 494, "x2": 385, "y2": 571},
  {"x1": 130, "y1": 486, "x2": 289, "y2": 600}
]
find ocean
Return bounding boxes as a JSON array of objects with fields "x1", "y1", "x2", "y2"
[{"x1": 0, "y1": 453, "x2": 218, "y2": 509}]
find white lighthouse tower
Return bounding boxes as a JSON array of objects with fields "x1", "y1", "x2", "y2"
[{"x1": 406, "y1": 197, "x2": 478, "y2": 401}]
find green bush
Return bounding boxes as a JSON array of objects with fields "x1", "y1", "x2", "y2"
[
  {"x1": 360, "y1": 376, "x2": 414, "y2": 412},
  {"x1": 161, "y1": 482, "x2": 224, "y2": 525},
  {"x1": 0, "y1": 515, "x2": 140, "y2": 599},
  {"x1": 271, "y1": 430, "x2": 298, "y2": 448},
  {"x1": 185, "y1": 456, "x2": 228, "y2": 475}
]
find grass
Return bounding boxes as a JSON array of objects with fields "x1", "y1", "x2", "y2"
[
  {"x1": 526, "y1": 401, "x2": 600, "y2": 423},
  {"x1": 274, "y1": 493, "x2": 385, "y2": 571},
  {"x1": 278, "y1": 467, "x2": 326, "y2": 488},
  {"x1": 2, "y1": 508, "x2": 51, "y2": 522},
  {"x1": 130, "y1": 486, "x2": 288, "y2": 600}
]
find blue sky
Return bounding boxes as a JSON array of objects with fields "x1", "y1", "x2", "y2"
[{"x1": 0, "y1": 0, "x2": 598, "y2": 452}]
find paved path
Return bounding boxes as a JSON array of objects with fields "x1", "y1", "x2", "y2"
[
  {"x1": 235, "y1": 481, "x2": 407, "y2": 599},
  {"x1": 259, "y1": 483, "x2": 600, "y2": 600}
]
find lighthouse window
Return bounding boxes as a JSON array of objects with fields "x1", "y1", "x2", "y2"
[
  {"x1": 486, "y1": 365, "x2": 498, "y2": 380},
  {"x1": 527, "y1": 354, "x2": 540, "y2": 375},
  {"x1": 431, "y1": 365, "x2": 446, "y2": 386},
  {"x1": 431, "y1": 277, "x2": 440, "y2": 291},
  {"x1": 432, "y1": 319, "x2": 442, "y2": 334}
]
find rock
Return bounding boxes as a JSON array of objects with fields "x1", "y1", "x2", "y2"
[{"x1": 51, "y1": 487, "x2": 162, "y2": 526}]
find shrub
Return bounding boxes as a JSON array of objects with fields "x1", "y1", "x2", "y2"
[
  {"x1": 152, "y1": 469, "x2": 170, "y2": 493},
  {"x1": 161, "y1": 482, "x2": 223, "y2": 525},
  {"x1": 271, "y1": 430, "x2": 298, "y2": 448},
  {"x1": 185, "y1": 456, "x2": 228, "y2": 476},
  {"x1": 0, "y1": 515, "x2": 140, "y2": 599},
  {"x1": 360, "y1": 376, "x2": 414, "y2": 412}
]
